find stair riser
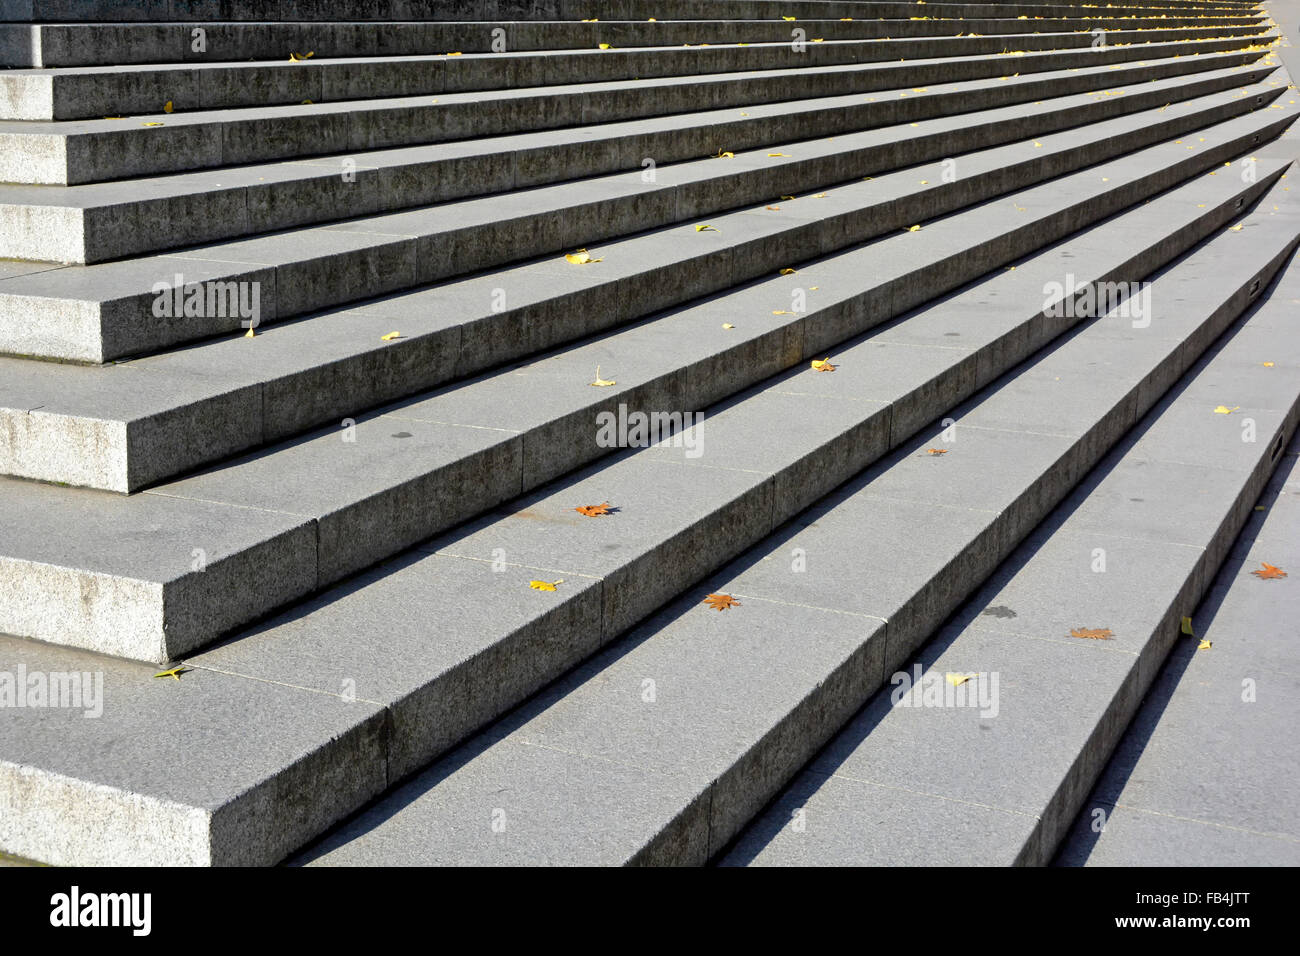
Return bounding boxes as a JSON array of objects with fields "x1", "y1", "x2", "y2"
[
  {"x1": 3, "y1": 29, "x2": 1269, "y2": 122},
  {"x1": 2, "y1": 85, "x2": 1282, "y2": 505},
  {"x1": 0, "y1": 1, "x2": 1260, "y2": 24},
  {"x1": 0, "y1": 16, "x2": 1262, "y2": 68},
  {"x1": 642, "y1": 228, "x2": 1300, "y2": 866},
  {"x1": 2, "y1": 79, "x2": 1280, "y2": 377},
  {"x1": 1, "y1": 36, "x2": 1265, "y2": 183},
  {"x1": 5, "y1": 59, "x2": 1271, "y2": 264},
  {"x1": 16, "y1": 118, "x2": 1285, "y2": 670}
]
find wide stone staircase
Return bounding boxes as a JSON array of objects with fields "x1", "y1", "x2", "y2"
[{"x1": 0, "y1": 0, "x2": 1296, "y2": 866}]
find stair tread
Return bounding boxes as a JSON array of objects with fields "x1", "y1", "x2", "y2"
[{"x1": 292, "y1": 183, "x2": 1300, "y2": 866}]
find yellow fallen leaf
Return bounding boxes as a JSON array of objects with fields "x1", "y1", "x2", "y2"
[
  {"x1": 380, "y1": 331, "x2": 402, "y2": 341},
  {"x1": 598, "y1": 43, "x2": 612, "y2": 49},
  {"x1": 1198, "y1": 640, "x2": 1212, "y2": 650},
  {"x1": 153, "y1": 667, "x2": 189, "y2": 681},
  {"x1": 163, "y1": 100, "x2": 174, "y2": 113},
  {"x1": 773, "y1": 310, "x2": 793, "y2": 315},
  {"x1": 715, "y1": 149, "x2": 735, "y2": 159},
  {"x1": 289, "y1": 50, "x2": 314, "y2": 61},
  {"x1": 1213, "y1": 405, "x2": 1239, "y2": 414},
  {"x1": 1262, "y1": 361, "x2": 1275, "y2": 367},
  {"x1": 1230, "y1": 223, "x2": 1244, "y2": 231},
  {"x1": 590, "y1": 366, "x2": 616, "y2": 387},
  {"x1": 142, "y1": 121, "x2": 165, "y2": 127},
  {"x1": 244, "y1": 326, "x2": 256, "y2": 338},
  {"x1": 783, "y1": 15, "x2": 796, "y2": 20},
  {"x1": 810, "y1": 357, "x2": 836, "y2": 372},
  {"x1": 722, "y1": 323, "x2": 735, "y2": 329},
  {"x1": 1180, "y1": 616, "x2": 1195, "y2": 636},
  {"x1": 445, "y1": 51, "x2": 462, "y2": 56},
  {"x1": 945, "y1": 673, "x2": 974, "y2": 686},
  {"x1": 695, "y1": 224, "x2": 718, "y2": 232},
  {"x1": 906, "y1": 224, "x2": 921, "y2": 232},
  {"x1": 780, "y1": 195, "x2": 796, "y2": 201},
  {"x1": 529, "y1": 580, "x2": 563, "y2": 591},
  {"x1": 301, "y1": 99, "x2": 313, "y2": 105},
  {"x1": 565, "y1": 248, "x2": 603, "y2": 264},
  {"x1": 768, "y1": 152, "x2": 790, "y2": 157},
  {"x1": 779, "y1": 268, "x2": 796, "y2": 275}
]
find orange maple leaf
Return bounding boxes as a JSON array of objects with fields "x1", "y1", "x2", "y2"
[
  {"x1": 574, "y1": 502, "x2": 614, "y2": 517},
  {"x1": 927, "y1": 448, "x2": 948, "y2": 456},
  {"x1": 703, "y1": 593, "x2": 741, "y2": 611},
  {"x1": 1070, "y1": 627, "x2": 1114, "y2": 640},
  {"x1": 1251, "y1": 562, "x2": 1288, "y2": 580}
]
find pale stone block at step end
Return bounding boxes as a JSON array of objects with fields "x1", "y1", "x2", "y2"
[
  {"x1": 0, "y1": 635, "x2": 388, "y2": 867},
  {"x1": 0, "y1": 477, "x2": 318, "y2": 663}
]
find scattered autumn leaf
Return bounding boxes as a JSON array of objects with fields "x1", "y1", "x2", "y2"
[
  {"x1": 695, "y1": 224, "x2": 718, "y2": 232},
  {"x1": 722, "y1": 323, "x2": 735, "y2": 329},
  {"x1": 1198, "y1": 640, "x2": 1213, "y2": 650},
  {"x1": 766, "y1": 205, "x2": 781, "y2": 211},
  {"x1": 565, "y1": 247, "x2": 603, "y2": 264},
  {"x1": 906, "y1": 224, "x2": 921, "y2": 232},
  {"x1": 289, "y1": 50, "x2": 314, "y2": 61},
  {"x1": 927, "y1": 448, "x2": 948, "y2": 456},
  {"x1": 153, "y1": 667, "x2": 190, "y2": 681},
  {"x1": 715, "y1": 149, "x2": 735, "y2": 159},
  {"x1": 163, "y1": 100, "x2": 174, "y2": 113},
  {"x1": 574, "y1": 502, "x2": 614, "y2": 517},
  {"x1": 945, "y1": 673, "x2": 974, "y2": 687},
  {"x1": 1213, "y1": 405, "x2": 1240, "y2": 414},
  {"x1": 768, "y1": 152, "x2": 790, "y2": 158},
  {"x1": 704, "y1": 593, "x2": 741, "y2": 610},
  {"x1": 141, "y1": 121, "x2": 165, "y2": 127},
  {"x1": 598, "y1": 42, "x2": 612, "y2": 49},
  {"x1": 530, "y1": 579, "x2": 563, "y2": 591},
  {"x1": 779, "y1": 268, "x2": 796, "y2": 275},
  {"x1": 1180, "y1": 616, "x2": 1195, "y2": 636},
  {"x1": 590, "y1": 366, "x2": 616, "y2": 387},
  {"x1": 380, "y1": 331, "x2": 402, "y2": 341},
  {"x1": 1251, "y1": 562, "x2": 1287, "y2": 580},
  {"x1": 1070, "y1": 627, "x2": 1114, "y2": 640},
  {"x1": 810, "y1": 357, "x2": 836, "y2": 372}
]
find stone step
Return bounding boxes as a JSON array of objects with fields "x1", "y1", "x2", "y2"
[
  {"x1": 0, "y1": 150, "x2": 1286, "y2": 868},
  {"x1": 0, "y1": 1, "x2": 1262, "y2": 25},
  {"x1": 0, "y1": 14, "x2": 1264, "y2": 68},
  {"x1": 0, "y1": 74, "x2": 1284, "y2": 369},
  {"x1": 0, "y1": 28, "x2": 1270, "y2": 136},
  {"x1": 1055, "y1": 436, "x2": 1300, "y2": 866},
  {"x1": 0, "y1": 52, "x2": 1270, "y2": 263},
  {"x1": 292, "y1": 172, "x2": 1300, "y2": 867},
  {"x1": 2, "y1": 38, "x2": 1272, "y2": 188},
  {"x1": 0, "y1": 102, "x2": 1282, "y2": 665},
  {"x1": 725, "y1": 219, "x2": 1300, "y2": 868}
]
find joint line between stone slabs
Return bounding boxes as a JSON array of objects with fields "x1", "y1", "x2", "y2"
[
  {"x1": 1107, "y1": 800, "x2": 1300, "y2": 844},
  {"x1": 183, "y1": 661, "x2": 386, "y2": 708},
  {"x1": 1033, "y1": 523, "x2": 1215, "y2": 557},
  {"x1": 723, "y1": 591, "x2": 890, "y2": 624},
  {"x1": 417, "y1": 550, "x2": 601, "y2": 579},
  {"x1": 140, "y1": 488, "x2": 317, "y2": 520},
  {"x1": 810, "y1": 768, "x2": 1043, "y2": 821}
]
